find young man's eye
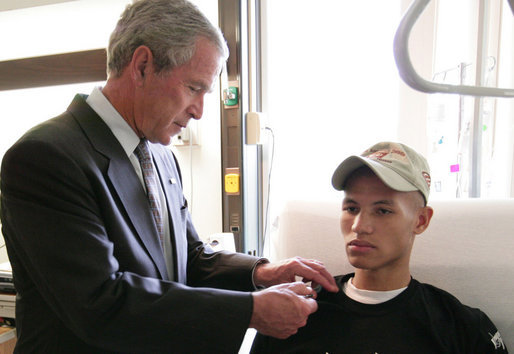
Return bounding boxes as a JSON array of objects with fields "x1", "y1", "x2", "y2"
[
  {"x1": 377, "y1": 208, "x2": 392, "y2": 215},
  {"x1": 343, "y1": 206, "x2": 359, "y2": 214}
]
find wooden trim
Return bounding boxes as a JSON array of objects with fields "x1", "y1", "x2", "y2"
[{"x1": 0, "y1": 49, "x2": 107, "y2": 91}]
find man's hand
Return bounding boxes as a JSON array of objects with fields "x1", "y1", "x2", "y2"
[
  {"x1": 253, "y1": 257, "x2": 338, "y2": 293},
  {"x1": 250, "y1": 282, "x2": 317, "y2": 339}
]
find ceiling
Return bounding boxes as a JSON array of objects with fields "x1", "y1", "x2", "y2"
[{"x1": 0, "y1": 0, "x2": 76, "y2": 12}]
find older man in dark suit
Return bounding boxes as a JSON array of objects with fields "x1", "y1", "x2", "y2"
[{"x1": 0, "y1": 0, "x2": 337, "y2": 352}]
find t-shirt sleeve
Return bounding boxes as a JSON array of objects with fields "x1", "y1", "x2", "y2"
[{"x1": 473, "y1": 310, "x2": 508, "y2": 353}]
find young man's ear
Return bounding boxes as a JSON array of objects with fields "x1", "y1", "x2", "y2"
[
  {"x1": 414, "y1": 206, "x2": 434, "y2": 235},
  {"x1": 130, "y1": 45, "x2": 153, "y2": 85}
]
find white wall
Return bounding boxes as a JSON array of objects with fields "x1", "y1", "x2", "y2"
[{"x1": 397, "y1": 0, "x2": 436, "y2": 157}]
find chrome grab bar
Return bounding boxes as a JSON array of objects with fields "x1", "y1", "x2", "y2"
[{"x1": 393, "y1": 0, "x2": 514, "y2": 98}]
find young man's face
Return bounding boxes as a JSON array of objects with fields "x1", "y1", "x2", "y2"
[{"x1": 340, "y1": 169, "x2": 426, "y2": 276}]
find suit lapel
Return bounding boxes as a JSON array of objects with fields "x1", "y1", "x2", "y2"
[
  {"x1": 107, "y1": 159, "x2": 169, "y2": 280},
  {"x1": 67, "y1": 95, "x2": 169, "y2": 280}
]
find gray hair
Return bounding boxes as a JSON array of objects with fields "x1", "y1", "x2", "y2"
[{"x1": 107, "y1": 0, "x2": 229, "y2": 77}]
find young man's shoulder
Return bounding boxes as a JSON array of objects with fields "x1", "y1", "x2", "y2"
[
  {"x1": 408, "y1": 279, "x2": 508, "y2": 352},
  {"x1": 414, "y1": 279, "x2": 487, "y2": 317}
]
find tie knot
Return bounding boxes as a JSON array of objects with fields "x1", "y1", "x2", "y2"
[{"x1": 134, "y1": 139, "x2": 151, "y2": 162}]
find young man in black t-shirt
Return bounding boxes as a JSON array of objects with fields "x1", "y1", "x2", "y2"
[{"x1": 251, "y1": 141, "x2": 508, "y2": 354}]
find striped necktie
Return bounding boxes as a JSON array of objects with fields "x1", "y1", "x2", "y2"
[{"x1": 134, "y1": 139, "x2": 164, "y2": 249}]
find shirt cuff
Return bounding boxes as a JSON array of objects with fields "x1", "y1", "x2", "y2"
[{"x1": 251, "y1": 258, "x2": 270, "y2": 290}]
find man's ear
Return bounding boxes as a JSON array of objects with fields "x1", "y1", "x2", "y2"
[
  {"x1": 130, "y1": 45, "x2": 153, "y2": 86},
  {"x1": 413, "y1": 206, "x2": 434, "y2": 235}
]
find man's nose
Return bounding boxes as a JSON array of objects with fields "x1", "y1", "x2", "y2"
[
  {"x1": 351, "y1": 212, "x2": 373, "y2": 235},
  {"x1": 189, "y1": 96, "x2": 204, "y2": 120}
]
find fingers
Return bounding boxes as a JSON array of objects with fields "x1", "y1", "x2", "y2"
[
  {"x1": 282, "y1": 281, "x2": 318, "y2": 299},
  {"x1": 290, "y1": 257, "x2": 339, "y2": 293},
  {"x1": 253, "y1": 257, "x2": 339, "y2": 293},
  {"x1": 250, "y1": 283, "x2": 318, "y2": 339}
]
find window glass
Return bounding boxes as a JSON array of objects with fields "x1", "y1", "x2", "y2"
[
  {"x1": 263, "y1": 0, "x2": 402, "y2": 206},
  {"x1": 427, "y1": 0, "x2": 514, "y2": 198}
]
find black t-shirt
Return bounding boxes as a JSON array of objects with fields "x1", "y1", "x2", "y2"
[{"x1": 251, "y1": 273, "x2": 508, "y2": 354}]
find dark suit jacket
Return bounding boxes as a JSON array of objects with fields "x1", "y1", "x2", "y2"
[{"x1": 0, "y1": 94, "x2": 260, "y2": 353}]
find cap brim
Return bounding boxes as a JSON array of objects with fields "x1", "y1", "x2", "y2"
[{"x1": 332, "y1": 156, "x2": 419, "y2": 192}]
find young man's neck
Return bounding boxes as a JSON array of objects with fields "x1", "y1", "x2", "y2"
[{"x1": 352, "y1": 268, "x2": 411, "y2": 291}]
